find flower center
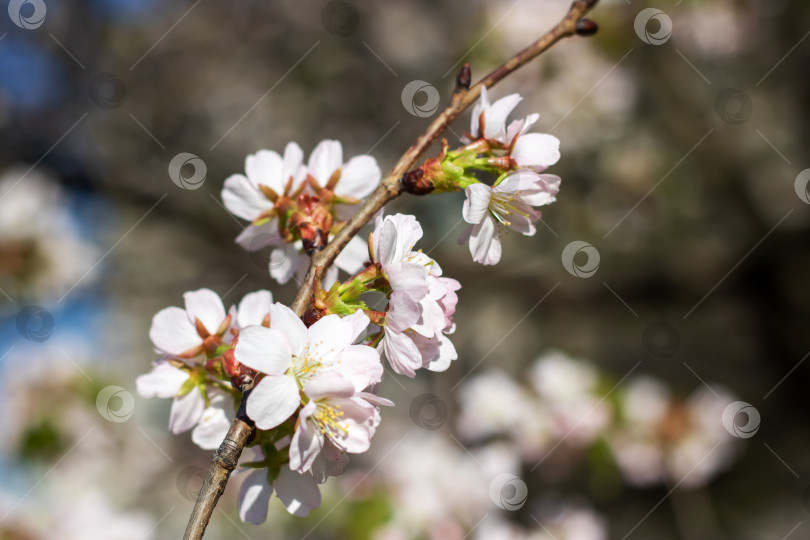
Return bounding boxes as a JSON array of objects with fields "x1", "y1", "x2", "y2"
[
  {"x1": 489, "y1": 190, "x2": 528, "y2": 227},
  {"x1": 312, "y1": 401, "x2": 348, "y2": 442}
]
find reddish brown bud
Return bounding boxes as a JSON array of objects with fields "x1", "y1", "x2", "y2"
[
  {"x1": 456, "y1": 63, "x2": 471, "y2": 92},
  {"x1": 291, "y1": 193, "x2": 333, "y2": 254},
  {"x1": 222, "y1": 347, "x2": 258, "y2": 390},
  {"x1": 402, "y1": 168, "x2": 434, "y2": 195},
  {"x1": 575, "y1": 18, "x2": 598, "y2": 36}
]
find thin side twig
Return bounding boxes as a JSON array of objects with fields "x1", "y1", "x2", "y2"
[{"x1": 182, "y1": 2, "x2": 598, "y2": 538}]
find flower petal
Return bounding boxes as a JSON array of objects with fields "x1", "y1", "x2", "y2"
[
  {"x1": 383, "y1": 330, "x2": 423, "y2": 377},
  {"x1": 246, "y1": 149, "x2": 284, "y2": 192},
  {"x1": 385, "y1": 262, "x2": 429, "y2": 300},
  {"x1": 304, "y1": 372, "x2": 356, "y2": 400},
  {"x1": 246, "y1": 375, "x2": 301, "y2": 430},
  {"x1": 468, "y1": 217, "x2": 502, "y2": 265},
  {"x1": 169, "y1": 388, "x2": 206, "y2": 434},
  {"x1": 136, "y1": 362, "x2": 187, "y2": 399},
  {"x1": 484, "y1": 93, "x2": 522, "y2": 140},
  {"x1": 149, "y1": 306, "x2": 201, "y2": 356},
  {"x1": 289, "y1": 402, "x2": 324, "y2": 472},
  {"x1": 281, "y1": 142, "x2": 305, "y2": 191},
  {"x1": 274, "y1": 467, "x2": 321, "y2": 517},
  {"x1": 307, "y1": 139, "x2": 343, "y2": 186},
  {"x1": 222, "y1": 174, "x2": 274, "y2": 222},
  {"x1": 235, "y1": 221, "x2": 281, "y2": 252},
  {"x1": 237, "y1": 290, "x2": 273, "y2": 328},
  {"x1": 511, "y1": 133, "x2": 561, "y2": 170},
  {"x1": 335, "y1": 155, "x2": 381, "y2": 199},
  {"x1": 184, "y1": 289, "x2": 226, "y2": 335},
  {"x1": 269, "y1": 243, "x2": 302, "y2": 285},
  {"x1": 462, "y1": 183, "x2": 492, "y2": 224},
  {"x1": 235, "y1": 326, "x2": 292, "y2": 375},
  {"x1": 238, "y1": 469, "x2": 273, "y2": 525},
  {"x1": 267, "y1": 303, "x2": 307, "y2": 354},
  {"x1": 334, "y1": 235, "x2": 370, "y2": 275},
  {"x1": 191, "y1": 403, "x2": 231, "y2": 450},
  {"x1": 331, "y1": 345, "x2": 383, "y2": 391}
]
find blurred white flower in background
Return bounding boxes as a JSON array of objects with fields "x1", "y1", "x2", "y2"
[{"x1": 0, "y1": 167, "x2": 100, "y2": 302}]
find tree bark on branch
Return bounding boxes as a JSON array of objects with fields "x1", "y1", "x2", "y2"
[{"x1": 182, "y1": 1, "x2": 600, "y2": 538}]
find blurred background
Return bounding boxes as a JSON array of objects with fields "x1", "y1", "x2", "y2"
[{"x1": 1, "y1": 0, "x2": 809, "y2": 538}]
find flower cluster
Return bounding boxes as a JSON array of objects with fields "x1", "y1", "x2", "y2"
[{"x1": 138, "y1": 89, "x2": 563, "y2": 522}]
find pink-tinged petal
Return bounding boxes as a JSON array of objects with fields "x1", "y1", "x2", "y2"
[
  {"x1": 281, "y1": 142, "x2": 305, "y2": 190},
  {"x1": 237, "y1": 290, "x2": 273, "y2": 328},
  {"x1": 484, "y1": 93, "x2": 522, "y2": 140},
  {"x1": 169, "y1": 388, "x2": 206, "y2": 434},
  {"x1": 511, "y1": 133, "x2": 561, "y2": 169},
  {"x1": 504, "y1": 201, "x2": 540, "y2": 236},
  {"x1": 463, "y1": 184, "x2": 492, "y2": 224},
  {"x1": 235, "y1": 326, "x2": 292, "y2": 375},
  {"x1": 246, "y1": 149, "x2": 284, "y2": 192},
  {"x1": 304, "y1": 372, "x2": 355, "y2": 400},
  {"x1": 387, "y1": 290, "x2": 421, "y2": 332},
  {"x1": 267, "y1": 303, "x2": 307, "y2": 354},
  {"x1": 306, "y1": 311, "x2": 369, "y2": 365},
  {"x1": 426, "y1": 334, "x2": 457, "y2": 372},
  {"x1": 329, "y1": 397, "x2": 376, "y2": 453},
  {"x1": 467, "y1": 217, "x2": 502, "y2": 265},
  {"x1": 310, "y1": 443, "x2": 349, "y2": 484},
  {"x1": 222, "y1": 174, "x2": 274, "y2": 222},
  {"x1": 335, "y1": 235, "x2": 370, "y2": 275},
  {"x1": 274, "y1": 467, "x2": 321, "y2": 517},
  {"x1": 136, "y1": 362, "x2": 187, "y2": 399},
  {"x1": 358, "y1": 392, "x2": 395, "y2": 407},
  {"x1": 411, "y1": 296, "x2": 445, "y2": 337},
  {"x1": 149, "y1": 306, "x2": 200, "y2": 355},
  {"x1": 335, "y1": 155, "x2": 381, "y2": 199},
  {"x1": 385, "y1": 262, "x2": 429, "y2": 300},
  {"x1": 469, "y1": 86, "x2": 491, "y2": 137},
  {"x1": 235, "y1": 221, "x2": 281, "y2": 252},
  {"x1": 331, "y1": 345, "x2": 383, "y2": 390},
  {"x1": 308, "y1": 139, "x2": 343, "y2": 186},
  {"x1": 383, "y1": 330, "x2": 423, "y2": 377},
  {"x1": 183, "y1": 289, "x2": 226, "y2": 335},
  {"x1": 191, "y1": 404, "x2": 231, "y2": 450},
  {"x1": 376, "y1": 214, "x2": 422, "y2": 265},
  {"x1": 238, "y1": 469, "x2": 272, "y2": 524},
  {"x1": 289, "y1": 402, "x2": 324, "y2": 472},
  {"x1": 505, "y1": 113, "x2": 540, "y2": 141},
  {"x1": 518, "y1": 173, "x2": 561, "y2": 207},
  {"x1": 246, "y1": 375, "x2": 300, "y2": 430}
]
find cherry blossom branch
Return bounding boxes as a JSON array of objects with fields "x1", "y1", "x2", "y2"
[
  {"x1": 290, "y1": 0, "x2": 600, "y2": 316},
  {"x1": 182, "y1": 2, "x2": 599, "y2": 538}
]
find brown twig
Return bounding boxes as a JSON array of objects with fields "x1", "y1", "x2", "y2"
[{"x1": 182, "y1": 1, "x2": 599, "y2": 538}]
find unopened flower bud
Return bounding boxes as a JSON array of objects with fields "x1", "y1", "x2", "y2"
[
  {"x1": 456, "y1": 63, "x2": 471, "y2": 92},
  {"x1": 402, "y1": 169, "x2": 434, "y2": 195},
  {"x1": 575, "y1": 18, "x2": 598, "y2": 36}
]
